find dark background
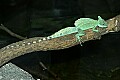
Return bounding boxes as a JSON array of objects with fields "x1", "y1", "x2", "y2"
[{"x1": 0, "y1": 0, "x2": 120, "y2": 80}]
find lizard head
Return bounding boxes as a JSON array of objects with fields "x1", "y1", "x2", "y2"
[{"x1": 98, "y1": 16, "x2": 108, "y2": 28}]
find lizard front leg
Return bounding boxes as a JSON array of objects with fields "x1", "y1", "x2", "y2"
[
  {"x1": 92, "y1": 26, "x2": 98, "y2": 32},
  {"x1": 75, "y1": 29, "x2": 85, "y2": 46}
]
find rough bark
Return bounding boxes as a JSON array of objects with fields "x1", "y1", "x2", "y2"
[{"x1": 0, "y1": 15, "x2": 120, "y2": 67}]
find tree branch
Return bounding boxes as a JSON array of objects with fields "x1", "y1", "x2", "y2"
[{"x1": 0, "y1": 15, "x2": 120, "y2": 67}]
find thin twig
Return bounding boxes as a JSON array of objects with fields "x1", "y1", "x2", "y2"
[
  {"x1": 0, "y1": 24, "x2": 27, "y2": 40},
  {"x1": 39, "y1": 62, "x2": 61, "y2": 80}
]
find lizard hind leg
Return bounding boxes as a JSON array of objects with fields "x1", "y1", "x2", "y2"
[
  {"x1": 76, "y1": 29, "x2": 85, "y2": 46},
  {"x1": 75, "y1": 34, "x2": 83, "y2": 46}
]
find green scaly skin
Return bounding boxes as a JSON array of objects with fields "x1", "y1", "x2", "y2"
[
  {"x1": 48, "y1": 27, "x2": 83, "y2": 45},
  {"x1": 74, "y1": 16, "x2": 108, "y2": 43},
  {"x1": 48, "y1": 16, "x2": 108, "y2": 46}
]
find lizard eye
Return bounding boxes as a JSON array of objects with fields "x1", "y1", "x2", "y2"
[
  {"x1": 102, "y1": 23, "x2": 105, "y2": 25},
  {"x1": 60, "y1": 33, "x2": 62, "y2": 35}
]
